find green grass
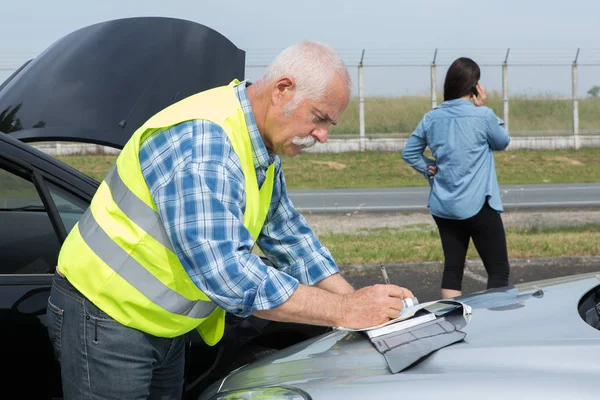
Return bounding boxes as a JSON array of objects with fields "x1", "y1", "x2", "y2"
[
  {"x1": 0, "y1": 170, "x2": 40, "y2": 202},
  {"x1": 55, "y1": 155, "x2": 118, "y2": 182},
  {"x1": 317, "y1": 224, "x2": 600, "y2": 265},
  {"x1": 57, "y1": 148, "x2": 600, "y2": 190},
  {"x1": 54, "y1": 150, "x2": 600, "y2": 265},
  {"x1": 330, "y1": 95, "x2": 600, "y2": 135},
  {"x1": 281, "y1": 149, "x2": 600, "y2": 189}
]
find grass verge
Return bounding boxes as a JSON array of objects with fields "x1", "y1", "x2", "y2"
[
  {"x1": 316, "y1": 224, "x2": 600, "y2": 265},
  {"x1": 329, "y1": 95, "x2": 600, "y2": 135},
  {"x1": 57, "y1": 148, "x2": 600, "y2": 190}
]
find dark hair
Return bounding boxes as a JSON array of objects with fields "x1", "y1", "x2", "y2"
[{"x1": 443, "y1": 57, "x2": 481, "y2": 101}]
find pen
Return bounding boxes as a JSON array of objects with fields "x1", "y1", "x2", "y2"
[
  {"x1": 381, "y1": 264, "x2": 419, "y2": 312},
  {"x1": 380, "y1": 265, "x2": 390, "y2": 285}
]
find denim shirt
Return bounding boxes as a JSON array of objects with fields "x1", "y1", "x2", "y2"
[{"x1": 402, "y1": 99, "x2": 510, "y2": 220}]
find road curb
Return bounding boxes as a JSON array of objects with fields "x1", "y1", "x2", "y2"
[
  {"x1": 338, "y1": 256, "x2": 600, "y2": 301},
  {"x1": 339, "y1": 255, "x2": 600, "y2": 274}
]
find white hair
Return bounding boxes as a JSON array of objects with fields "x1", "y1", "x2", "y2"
[{"x1": 258, "y1": 41, "x2": 352, "y2": 114}]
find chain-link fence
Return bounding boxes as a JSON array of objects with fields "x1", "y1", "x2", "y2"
[
  {"x1": 3, "y1": 48, "x2": 600, "y2": 145},
  {"x1": 244, "y1": 48, "x2": 600, "y2": 140}
]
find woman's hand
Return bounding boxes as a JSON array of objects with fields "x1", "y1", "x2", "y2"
[
  {"x1": 428, "y1": 165, "x2": 438, "y2": 179},
  {"x1": 472, "y1": 82, "x2": 487, "y2": 106}
]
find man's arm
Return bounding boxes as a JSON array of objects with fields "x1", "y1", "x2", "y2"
[
  {"x1": 254, "y1": 283, "x2": 413, "y2": 329},
  {"x1": 141, "y1": 121, "x2": 302, "y2": 318},
  {"x1": 256, "y1": 163, "x2": 343, "y2": 287},
  {"x1": 141, "y1": 121, "x2": 416, "y2": 329},
  {"x1": 314, "y1": 273, "x2": 355, "y2": 295}
]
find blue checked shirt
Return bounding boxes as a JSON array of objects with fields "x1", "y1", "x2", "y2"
[{"x1": 139, "y1": 81, "x2": 339, "y2": 317}]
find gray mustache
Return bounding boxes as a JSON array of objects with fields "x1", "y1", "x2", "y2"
[{"x1": 292, "y1": 136, "x2": 317, "y2": 148}]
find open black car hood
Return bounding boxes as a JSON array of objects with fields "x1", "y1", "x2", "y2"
[{"x1": 0, "y1": 17, "x2": 245, "y2": 149}]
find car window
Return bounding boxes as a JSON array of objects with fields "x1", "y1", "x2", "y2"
[
  {"x1": 0, "y1": 167, "x2": 43, "y2": 210},
  {"x1": 47, "y1": 181, "x2": 88, "y2": 233},
  {"x1": 0, "y1": 166, "x2": 86, "y2": 275}
]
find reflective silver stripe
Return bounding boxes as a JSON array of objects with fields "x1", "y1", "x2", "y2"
[
  {"x1": 104, "y1": 166, "x2": 174, "y2": 251},
  {"x1": 78, "y1": 208, "x2": 217, "y2": 319}
]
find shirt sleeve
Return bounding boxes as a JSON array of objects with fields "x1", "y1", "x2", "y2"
[
  {"x1": 140, "y1": 120, "x2": 299, "y2": 318},
  {"x1": 256, "y1": 161, "x2": 340, "y2": 286},
  {"x1": 484, "y1": 107, "x2": 511, "y2": 151},
  {"x1": 402, "y1": 115, "x2": 436, "y2": 182}
]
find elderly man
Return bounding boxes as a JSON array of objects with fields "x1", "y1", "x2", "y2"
[{"x1": 47, "y1": 41, "x2": 415, "y2": 399}]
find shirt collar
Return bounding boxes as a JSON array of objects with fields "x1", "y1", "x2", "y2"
[
  {"x1": 439, "y1": 98, "x2": 473, "y2": 108},
  {"x1": 233, "y1": 80, "x2": 275, "y2": 168}
]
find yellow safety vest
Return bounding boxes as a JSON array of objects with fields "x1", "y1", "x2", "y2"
[{"x1": 58, "y1": 80, "x2": 275, "y2": 344}]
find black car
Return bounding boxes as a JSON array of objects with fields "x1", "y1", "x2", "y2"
[{"x1": 0, "y1": 17, "x2": 327, "y2": 399}]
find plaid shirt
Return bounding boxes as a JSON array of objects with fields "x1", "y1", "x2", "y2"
[{"x1": 139, "y1": 81, "x2": 339, "y2": 317}]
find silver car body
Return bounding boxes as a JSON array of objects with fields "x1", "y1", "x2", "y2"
[{"x1": 201, "y1": 272, "x2": 600, "y2": 399}]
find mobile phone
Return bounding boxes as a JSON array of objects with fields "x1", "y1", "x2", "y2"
[{"x1": 472, "y1": 81, "x2": 479, "y2": 96}]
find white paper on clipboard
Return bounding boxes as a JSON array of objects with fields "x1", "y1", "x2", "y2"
[{"x1": 336, "y1": 299, "x2": 472, "y2": 332}]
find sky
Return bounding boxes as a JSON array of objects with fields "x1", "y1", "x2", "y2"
[{"x1": 1, "y1": 0, "x2": 600, "y2": 97}]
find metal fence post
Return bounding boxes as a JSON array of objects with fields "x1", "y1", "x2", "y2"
[
  {"x1": 572, "y1": 48, "x2": 580, "y2": 149},
  {"x1": 358, "y1": 49, "x2": 365, "y2": 151},
  {"x1": 502, "y1": 48, "x2": 510, "y2": 132},
  {"x1": 431, "y1": 49, "x2": 438, "y2": 109}
]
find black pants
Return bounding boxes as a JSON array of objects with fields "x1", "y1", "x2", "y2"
[{"x1": 432, "y1": 201, "x2": 510, "y2": 291}]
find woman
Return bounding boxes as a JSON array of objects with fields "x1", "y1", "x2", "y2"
[{"x1": 402, "y1": 57, "x2": 511, "y2": 299}]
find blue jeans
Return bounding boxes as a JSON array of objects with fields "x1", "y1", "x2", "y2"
[{"x1": 46, "y1": 272, "x2": 185, "y2": 400}]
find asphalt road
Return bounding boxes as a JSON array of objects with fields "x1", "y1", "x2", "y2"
[
  {"x1": 290, "y1": 182, "x2": 600, "y2": 213},
  {"x1": 290, "y1": 182, "x2": 600, "y2": 302}
]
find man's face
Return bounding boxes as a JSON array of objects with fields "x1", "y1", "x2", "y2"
[{"x1": 264, "y1": 75, "x2": 350, "y2": 157}]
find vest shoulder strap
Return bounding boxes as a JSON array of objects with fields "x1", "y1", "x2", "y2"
[{"x1": 143, "y1": 83, "x2": 239, "y2": 130}]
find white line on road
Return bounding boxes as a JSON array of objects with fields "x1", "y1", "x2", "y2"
[
  {"x1": 500, "y1": 186, "x2": 600, "y2": 193},
  {"x1": 291, "y1": 185, "x2": 600, "y2": 197},
  {"x1": 464, "y1": 269, "x2": 487, "y2": 284},
  {"x1": 295, "y1": 200, "x2": 600, "y2": 212},
  {"x1": 291, "y1": 190, "x2": 428, "y2": 196}
]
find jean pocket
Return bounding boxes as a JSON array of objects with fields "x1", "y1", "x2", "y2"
[
  {"x1": 46, "y1": 297, "x2": 64, "y2": 360},
  {"x1": 84, "y1": 298, "x2": 116, "y2": 322}
]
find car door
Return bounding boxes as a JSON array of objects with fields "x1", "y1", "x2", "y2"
[{"x1": 0, "y1": 136, "x2": 92, "y2": 399}]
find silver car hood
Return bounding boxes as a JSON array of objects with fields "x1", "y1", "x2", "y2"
[{"x1": 204, "y1": 272, "x2": 600, "y2": 399}]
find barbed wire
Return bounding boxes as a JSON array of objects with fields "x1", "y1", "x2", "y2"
[
  {"x1": 244, "y1": 48, "x2": 600, "y2": 67},
  {"x1": 2, "y1": 48, "x2": 600, "y2": 70}
]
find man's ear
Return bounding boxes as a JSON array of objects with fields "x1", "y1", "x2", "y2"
[{"x1": 271, "y1": 77, "x2": 295, "y2": 105}]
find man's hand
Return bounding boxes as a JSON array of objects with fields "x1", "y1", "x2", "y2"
[
  {"x1": 253, "y1": 283, "x2": 415, "y2": 330},
  {"x1": 472, "y1": 82, "x2": 487, "y2": 106},
  {"x1": 340, "y1": 284, "x2": 414, "y2": 329}
]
